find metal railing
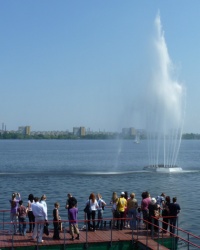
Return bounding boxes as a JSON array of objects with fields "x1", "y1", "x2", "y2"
[
  {"x1": 142, "y1": 215, "x2": 200, "y2": 250},
  {"x1": 1, "y1": 209, "x2": 200, "y2": 250},
  {"x1": 0, "y1": 210, "x2": 9, "y2": 230}
]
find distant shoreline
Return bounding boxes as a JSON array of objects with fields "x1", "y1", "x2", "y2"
[{"x1": 0, "y1": 133, "x2": 199, "y2": 140}]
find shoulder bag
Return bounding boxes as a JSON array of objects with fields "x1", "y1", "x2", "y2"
[{"x1": 84, "y1": 200, "x2": 90, "y2": 213}]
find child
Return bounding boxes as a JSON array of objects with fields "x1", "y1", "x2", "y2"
[
  {"x1": 68, "y1": 202, "x2": 80, "y2": 240},
  {"x1": 53, "y1": 202, "x2": 60, "y2": 240},
  {"x1": 17, "y1": 200, "x2": 27, "y2": 236}
]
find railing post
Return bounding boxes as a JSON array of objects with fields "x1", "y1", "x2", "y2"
[
  {"x1": 36, "y1": 221, "x2": 39, "y2": 248},
  {"x1": 160, "y1": 224, "x2": 164, "y2": 247},
  {"x1": 63, "y1": 222, "x2": 66, "y2": 250},
  {"x1": 157, "y1": 229, "x2": 160, "y2": 250},
  {"x1": 84, "y1": 219, "x2": 88, "y2": 249},
  {"x1": 151, "y1": 218, "x2": 154, "y2": 238},
  {"x1": 3, "y1": 210, "x2": 5, "y2": 230},
  {"x1": 110, "y1": 219, "x2": 113, "y2": 247},
  {"x1": 171, "y1": 233, "x2": 175, "y2": 250},
  {"x1": 176, "y1": 216, "x2": 179, "y2": 237},
  {"x1": 187, "y1": 233, "x2": 190, "y2": 250},
  {"x1": 146, "y1": 220, "x2": 149, "y2": 249},
  {"x1": 131, "y1": 219, "x2": 134, "y2": 245},
  {"x1": 11, "y1": 231, "x2": 14, "y2": 250}
]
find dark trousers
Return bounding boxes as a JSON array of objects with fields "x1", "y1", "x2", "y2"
[
  {"x1": 162, "y1": 217, "x2": 169, "y2": 231},
  {"x1": 119, "y1": 211, "x2": 125, "y2": 230},
  {"x1": 28, "y1": 211, "x2": 35, "y2": 232},
  {"x1": 53, "y1": 221, "x2": 60, "y2": 239},
  {"x1": 170, "y1": 217, "x2": 177, "y2": 234},
  {"x1": 87, "y1": 210, "x2": 96, "y2": 231},
  {"x1": 149, "y1": 217, "x2": 159, "y2": 232}
]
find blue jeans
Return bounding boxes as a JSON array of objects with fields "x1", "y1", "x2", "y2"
[
  {"x1": 19, "y1": 217, "x2": 26, "y2": 235},
  {"x1": 97, "y1": 209, "x2": 103, "y2": 228},
  {"x1": 128, "y1": 209, "x2": 137, "y2": 229}
]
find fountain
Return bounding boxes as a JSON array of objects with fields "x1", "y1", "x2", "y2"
[{"x1": 143, "y1": 13, "x2": 186, "y2": 172}]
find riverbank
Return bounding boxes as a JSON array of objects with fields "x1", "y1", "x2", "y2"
[{"x1": 0, "y1": 132, "x2": 199, "y2": 140}]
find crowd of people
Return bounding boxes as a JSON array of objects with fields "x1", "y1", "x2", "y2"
[
  {"x1": 9, "y1": 190, "x2": 181, "y2": 243},
  {"x1": 83, "y1": 191, "x2": 181, "y2": 235},
  {"x1": 140, "y1": 191, "x2": 181, "y2": 234}
]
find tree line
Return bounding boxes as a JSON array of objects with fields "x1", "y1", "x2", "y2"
[{"x1": 0, "y1": 132, "x2": 200, "y2": 140}]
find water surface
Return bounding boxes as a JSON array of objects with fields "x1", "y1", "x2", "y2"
[{"x1": 0, "y1": 139, "x2": 199, "y2": 242}]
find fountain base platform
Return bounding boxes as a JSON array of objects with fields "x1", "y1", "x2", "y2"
[{"x1": 143, "y1": 164, "x2": 183, "y2": 172}]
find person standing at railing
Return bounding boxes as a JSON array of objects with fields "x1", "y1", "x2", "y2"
[
  {"x1": 66, "y1": 193, "x2": 77, "y2": 210},
  {"x1": 27, "y1": 194, "x2": 35, "y2": 233},
  {"x1": 148, "y1": 197, "x2": 160, "y2": 233},
  {"x1": 53, "y1": 202, "x2": 60, "y2": 240},
  {"x1": 136, "y1": 207, "x2": 142, "y2": 229},
  {"x1": 68, "y1": 200, "x2": 80, "y2": 240},
  {"x1": 96, "y1": 193, "x2": 106, "y2": 229},
  {"x1": 116, "y1": 192, "x2": 127, "y2": 230},
  {"x1": 85, "y1": 193, "x2": 99, "y2": 231},
  {"x1": 168, "y1": 197, "x2": 181, "y2": 235},
  {"x1": 156, "y1": 193, "x2": 166, "y2": 210},
  {"x1": 17, "y1": 200, "x2": 27, "y2": 236},
  {"x1": 40, "y1": 195, "x2": 48, "y2": 220},
  {"x1": 31, "y1": 197, "x2": 48, "y2": 243},
  {"x1": 65, "y1": 193, "x2": 77, "y2": 222},
  {"x1": 124, "y1": 191, "x2": 129, "y2": 228},
  {"x1": 9, "y1": 192, "x2": 21, "y2": 234},
  {"x1": 141, "y1": 191, "x2": 151, "y2": 229},
  {"x1": 127, "y1": 192, "x2": 138, "y2": 230},
  {"x1": 110, "y1": 192, "x2": 118, "y2": 228},
  {"x1": 162, "y1": 196, "x2": 171, "y2": 233},
  {"x1": 65, "y1": 194, "x2": 77, "y2": 232}
]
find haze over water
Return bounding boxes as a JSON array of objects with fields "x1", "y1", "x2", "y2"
[{"x1": 145, "y1": 13, "x2": 186, "y2": 168}]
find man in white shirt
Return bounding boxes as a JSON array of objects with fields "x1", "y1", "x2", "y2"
[{"x1": 31, "y1": 197, "x2": 47, "y2": 243}]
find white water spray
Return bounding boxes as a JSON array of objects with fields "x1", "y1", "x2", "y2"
[{"x1": 146, "y1": 13, "x2": 186, "y2": 169}]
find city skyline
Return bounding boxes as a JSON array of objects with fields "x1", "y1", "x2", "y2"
[
  {"x1": 0, "y1": 123, "x2": 139, "y2": 134},
  {"x1": 1, "y1": 2, "x2": 200, "y2": 133},
  {"x1": 0, "y1": 122, "x2": 199, "y2": 136}
]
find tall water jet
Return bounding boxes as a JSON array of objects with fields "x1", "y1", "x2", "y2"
[{"x1": 144, "y1": 13, "x2": 186, "y2": 172}]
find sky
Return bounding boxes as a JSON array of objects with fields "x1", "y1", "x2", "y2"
[{"x1": 0, "y1": 1, "x2": 200, "y2": 133}]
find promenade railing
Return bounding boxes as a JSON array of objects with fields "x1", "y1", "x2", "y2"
[
  {"x1": 1, "y1": 209, "x2": 200, "y2": 250},
  {"x1": 0, "y1": 210, "x2": 9, "y2": 230},
  {"x1": 144, "y1": 215, "x2": 200, "y2": 250}
]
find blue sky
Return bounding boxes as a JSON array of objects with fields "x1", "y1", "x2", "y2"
[{"x1": 0, "y1": 1, "x2": 200, "y2": 133}]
